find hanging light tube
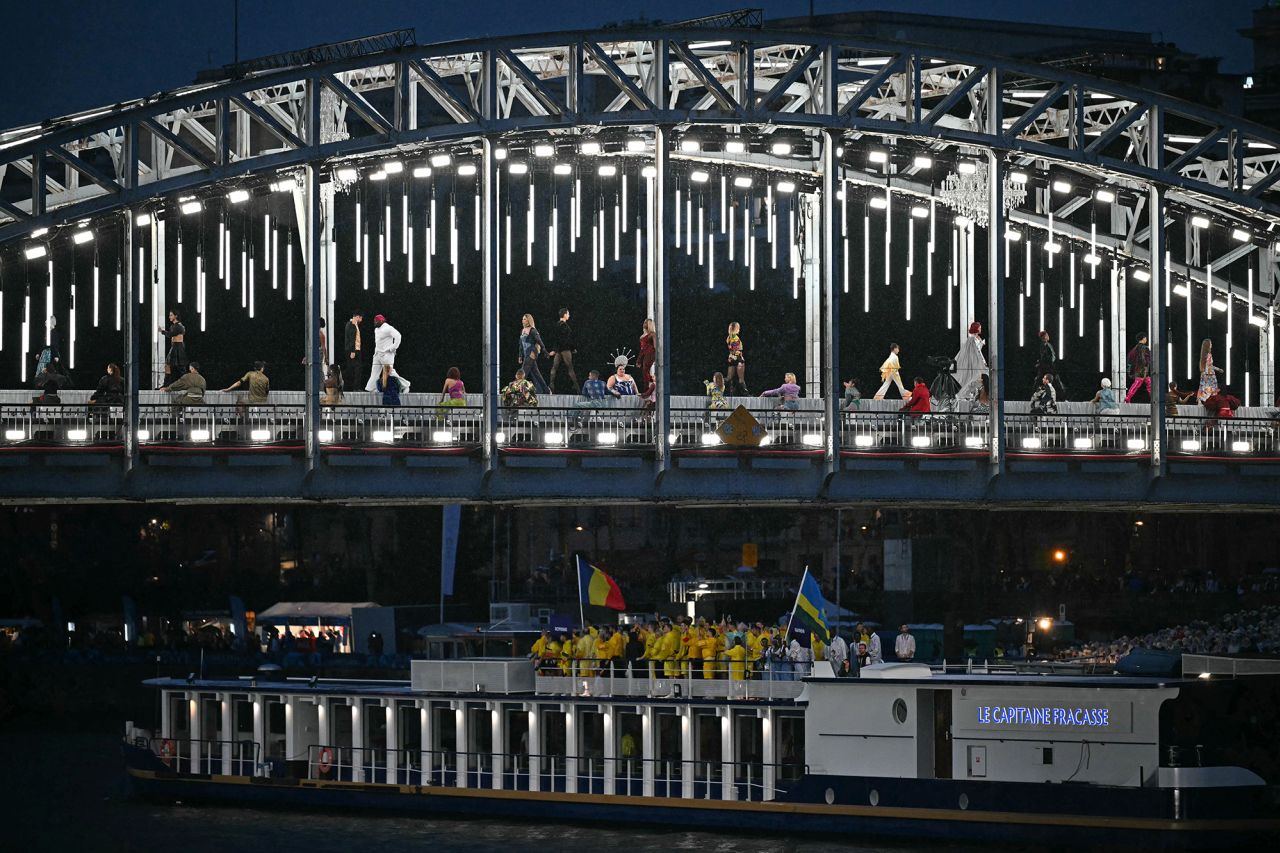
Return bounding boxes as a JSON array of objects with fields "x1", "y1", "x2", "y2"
[
  {"x1": 635, "y1": 227, "x2": 642, "y2": 284},
  {"x1": 883, "y1": 189, "x2": 891, "y2": 286},
  {"x1": 263, "y1": 215, "x2": 271, "y2": 271},
  {"x1": 474, "y1": 189, "x2": 481, "y2": 253},
  {"x1": 729, "y1": 193, "x2": 735, "y2": 262},
  {"x1": 379, "y1": 223, "x2": 387, "y2": 293},
  {"x1": 863, "y1": 209, "x2": 871, "y2": 312},
  {"x1": 1186, "y1": 274, "x2": 1192, "y2": 379},
  {"x1": 592, "y1": 220, "x2": 598, "y2": 282},
  {"x1": 355, "y1": 198, "x2": 362, "y2": 262},
  {"x1": 548, "y1": 217, "x2": 555, "y2": 282},
  {"x1": 173, "y1": 229, "x2": 183, "y2": 303},
  {"x1": 720, "y1": 176, "x2": 727, "y2": 234},
  {"x1": 698, "y1": 202, "x2": 705, "y2": 266},
  {"x1": 1019, "y1": 290, "x2": 1025, "y2": 346},
  {"x1": 621, "y1": 173, "x2": 628, "y2": 233},
  {"x1": 362, "y1": 231, "x2": 369, "y2": 290},
  {"x1": 1226, "y1": 292, "x2": 1233, "y2": 385},
  {"x1": 675, "y1": 187, "x2": 682, "y2": 249},
  {"x1": 1069, "y1": 250, "x2": 1076, "y2": 309},
  {"x1": 527, "y1": 182, "x2": 535, "y2": 267},
  {"x1": 286, "y1": 232, "x2": 293, "y2": 301},
  {"x1": 403, "y1": 190, "x2": 410, "y2": 254},
  {"x1": 68, "y1": 275, "x2": 76, "y2": 369},
  {"x1": 196, "y1": 255, "x2": 205, "y2": 331},
  {"x1": 408, "y1": 211, "x2": 414, "y2": 284},
  {"x1": 1206, "y1": 263, "x2": 1214, "y2": 319},
  {"x1": 927, "y1": 198, "x2": 935, "y2": 297},
  {"x1": 92, "y1": 249, "x2": 100, "y2": 328},
  {"x1": 1164, "y1": 250, "x2": 1171, "y2": 308},
  {"x1": 598, "y1": 207, "x2": 606, "y2": 271},
  {"x1": 1025, "y1": 239, "x2": 1032, "y2": 299},
  {"x1": 615, "y1": 198, "x2": 621, "y2": 262},
  {"x1": 219, "y1": 216, "x2": 226, "y2": 278},
  {"x1": 1047, "y1": 211, "x2": 1055, "y2": 269},
  {"x1": 451, "y1": 199, "x2": 459, "y2": 284},
  {"x1": 384, "y1": 196, "x2": 392, "y2": 256},
  {"x1": 708, "y1": 226, "x2": 715, "y2": 289},
  {"x1": 249, "y1": 247, "x2": 256, "y2": 318},
  {"x1": 1038, "y1": 277, "x2": 1045, "y2": 333},
  {"x1": 430, "y1": 193, "x2": 437, "y2": 257},
  {"x1": 906, "y1": 218, "x2": 913, "y2": 321},
  {"x1": 271, "y1": 227, "x2": 279, "y2": 290},
  {"x1": 115, "y1": 267, "x2": 121, "y2": 331}
]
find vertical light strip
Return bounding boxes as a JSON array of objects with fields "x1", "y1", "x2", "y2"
[
  {"x1": 883, "y1": 189, "x2": 891, "y2": 286},
  {"x1": 906, "y1": 218, "x2": 914, "y2": 321},
  {"x1": 614, "y1": 199, "x2": 621, "y2": 261},
  {"x1": 429, "y1": 193, "x2": 437, "y2": 257},
  {"x1": 1069, "y1": 250, "x2": 1076, "y2": 309},
  {"x1": 842, "y1": 233, "x2": 849, "y2": 294},
  {"x1": 197, "y1": 256, "x2": 205, "y2": 331},
  {"x1": 1089, "y1": 221, "x2": 1097, "y2": 279},
  {"x1": 505, "y1": 211, "x2": 512, "y2": 275},
  {"x1": 742, "y1": 204, "x2": 750, "y2": 269},
  {"x1": 176, "y1": 233, "x2": 184, "y2": 302},
  {"x1": 219, "y1": 216, "x2": 227, "y2": 277},
  {"x1": 570, "y1": 184, "x2": 577, "y2": 253},
  {"x1": 224, "y1": 222, "x2": 231, "y2": 290},
  {"x1": 286, "y1": 234, "x2": 293, "y2": 301},
  {"x1": 675, "y1": 187, "x2": 682, "y2": 249},
  {"x1": 384, "y1": 197, "x2": 392, "y2": 256},
  {"x1": 591, "y1": 219, "x2": 598, "y2": 282},
  {"x1": 1164, "y1": 250, "x2": 1171, "y2": 307},
  {"x1": 355, "y1": 199, "x2": 362, "y2": 261},
  {"x1": 1206, "y1": 263, "x2": 1214, "y2": 320},
  {"x1": 1019, "y1": 290, "x2": 1025, "y2": 346},
  {"x1": 1079, "y1": 257, "x2": 1086, "y2": 336},
  {"x1": 729, "y1": 192, "x2": 735, "y2": 262},
  {"x1": 548, "y1": 220, "x2": 555, "y2": 282},
  {"x1": 21, "y1": 291, "x2": 30, "y2": 382},
  {"x1": 698, "y1": 204, "x2": 705, "y2": 266},
  {"x1": 687, "y1": 196, "x2": 693, "y2": 256},
  {"x1": 271, "y1": 227, "x2": 279, "y2": 290},
  {"x1": 598, "y1": 207, "x2": 605, "y2": 271},
  {"x1": 840, "y1": 182, "x2": 847, "y2": 238},
  {"x1": 239, "y1": 239, "x2": 246, "y2": 307},
  {"x1": 1226, "y1": 292, "x2": 1233, "y2": 386},
  {"x1": 451, "y1": 200, "x2": 459, "y2": 284},
  {"x1": 574, "y1": 177, "x2": 581, "y2": 241},
  {"x1": 621, "y1": 174, "x2": 628, "y2": 233},
  {"x1": 92, "y1": 250, "x2": 100, "y2": 328},
  {"x1": 1186, "y1": 275, "x2": 1192, "y2": 379},
  {"x1": 249, "y1": 248, "x2": 256, "y2": 318},
  {"x1": 720, "y1": 176, "x2": 727, "y2": 233},
  {"x1": 767, "y1": 185, "x2": 775, "y2": 245},
  {"x1": 527, "y1": 182, "x2": 535, "y2": 267},
  {"x1": 1058, "y1": 300, "x2": 1065, "y2": 360},
  {"x1": 1024, "y1": 237, "x2": 1032, "y2": 298},
  {"x1": 1038, "y1": 276, "x2": 1045, "y2": 334},
  {"x1": 362, "y1": 232, "x2": 369, "y2": 290},
  {"x1": 115, "y1": 268, "x2": 121, "y2": 331},
  {"x1": 69, "y1": 275, "x2": 76, "y2": 369},
  {"x1": 408, "y1": 211, "x2": 414, "y2": 284},
  {"x1": 379, "y1": 223, "x2": 387, "y2": 293},
  {"x1": 1047, "y1": 211, "x2": 1055, "y2": 269},
  {"x1": 402, "y1": 190, "x2": 409, "y2": 253},
  {"x1": 708, "y1": 224, "x2": 715, "y2": 289},
  {"x1": 474, "y1": 189, "x2": 481, "y2": 252},
  {"x1": 263, "y1": 215, "x2": 271, "y2": 271},
  {"x1": 635, "y1": 227, "x2": 642, "y2": 284},
  {"x1": 926, "y1": 199, "x2": 935, "y2": 296}
]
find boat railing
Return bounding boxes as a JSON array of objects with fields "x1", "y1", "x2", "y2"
[
  {"x1": 305, "y1": 745, "x2": 803, "y2": 801},
  {"x1": 140, "y1": 735, "x2": 261, "y2": 776},
  {"x1": 530, "y1": 657, "x2": 806, "y2": 699}
]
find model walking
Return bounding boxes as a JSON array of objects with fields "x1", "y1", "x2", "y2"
[
  {"x1": 1196, "y1": 338, "x2": 1222, "y2": 402},
  {"x1": 1125, "y1": 334, "x2": 1152, "y2": 402},
  {"x1": 953, "y1": 321, "x2": 988, "y2": 401},
  {"x1": 548, "y1": 308, "x2": 579, "y2": 393},
  {"x1": 873, "y1": 343, "x2": 908, "y2": 399},
  {"x1": 519, "y1": 314, "x2": 550, "y2": 395},
  {"x1": 725, "y1": 322, "x2": 747, "y2": 394}
]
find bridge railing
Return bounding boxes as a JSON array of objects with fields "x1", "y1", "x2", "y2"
[
  {"x1": 2, "y1": 399, "x2": 1278, "y2": 460},
  {"x1": 1003, "y1": 413, "x2": 1152, "y2": 455},
  {"x1": 841, "y1": 410, "x2": 991, "y2": 453}
]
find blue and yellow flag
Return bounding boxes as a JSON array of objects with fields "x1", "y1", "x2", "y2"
[{"x1": 791, "y1": 568, "x2": 831, "y2": 644}]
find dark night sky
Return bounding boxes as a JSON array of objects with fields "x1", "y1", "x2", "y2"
[{"x1": 0, "y1": 0, "x2": 1263, "y2": 129}]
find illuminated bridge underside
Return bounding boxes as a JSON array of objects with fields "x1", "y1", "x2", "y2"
[{"x1": 3, "y1": 26, "x2": 1280, "y2": 507}]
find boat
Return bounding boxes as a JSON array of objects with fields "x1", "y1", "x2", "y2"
[{"x1": 121, "y1": 655, "x2": 1280, "y2": 847}]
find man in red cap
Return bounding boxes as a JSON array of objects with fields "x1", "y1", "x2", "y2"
[{"x1": 365, "y1": 313, "x2": 410, "y2": 393}]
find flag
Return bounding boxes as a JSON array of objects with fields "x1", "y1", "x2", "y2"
[
  {"x1": 791, "y1": 567, "x2": 831, "y2": 644},
  {"x1": 577, "y1": 555, "x2": 627, "y2": 611}
]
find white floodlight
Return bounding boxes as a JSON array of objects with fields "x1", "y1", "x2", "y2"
[{"x1": 227, "y1": 189, "x2": 250, "y2": 204}]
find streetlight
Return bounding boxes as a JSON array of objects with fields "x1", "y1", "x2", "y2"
[{"x1": 1052, "y1": 549, "x2": 1067, "y2": 563}]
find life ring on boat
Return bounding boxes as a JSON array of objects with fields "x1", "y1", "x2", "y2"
[
  {"x1": 318, "y1": 746, "x2": 334, "y2": 774},
  {"x1": 159, "y1": 739, "x2": 175, "y2": 763}
]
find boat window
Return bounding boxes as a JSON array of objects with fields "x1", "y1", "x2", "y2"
[{"x1": 892, "y1": 698, "x2": 909, "y2": 725}]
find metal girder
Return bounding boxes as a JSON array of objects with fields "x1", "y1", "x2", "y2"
[{"x1": 7, "y1": 26, "x2": 1280, "y2": 243}]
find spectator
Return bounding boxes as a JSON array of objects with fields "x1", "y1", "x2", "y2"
[
  {"x1": 841, "y1": 378, "x2": 862, "y2": 411},
  {"x1": 164, "y1": 362, "x2": 206, "y2": 408},
  {"x1": 321, "y1": 365, "x2": 343, "y2": 406},
  {"x1": 1031, "y1": 373, "x2": 1058, "y2": 415},
  {"x1": 854, "y1": 641, "x2": 871, "y2": 668},
  {"x1": 221, "y1": 361, "x2": 270, "y2": 414},
  {"x1": 439, "y1": 367, "x2": 466, "y2": 407},
  {"x1": 761, "y1": 372, "x2": 802, "y2": 411},
  {"x1": 900, "y1": 376, "x2": 931, "y2": 415},
  {"x1": 895, "y1": 624, "x2": 916, "y2": 661},
  {"x1": 500, "y1": 369, "x2": 538, "y2": 408},
  {"x1": 89, "y1": 363, "x2": 125, "y2": 406},
  {"x1": 576, "y1": 369, "x2": 616, "y2": 409},
  {"x1": 826, "y1": 631, "x2": 848, "y2": 674},
  {"x1": 1091, "y1": 377, "x2": 1120, "y2": 415}
]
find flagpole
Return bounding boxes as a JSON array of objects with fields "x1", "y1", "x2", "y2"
[
  {"x1": 576, "y1": 554, "x2": 586, "y2": 631},
  {"x1": 785, "y1": 565, "x2": 809, "y2": 641}
]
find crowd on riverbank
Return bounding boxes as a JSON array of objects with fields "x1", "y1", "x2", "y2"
[{"x1": 1063, "y1": 605, "x2": 1280, "y2": 662}]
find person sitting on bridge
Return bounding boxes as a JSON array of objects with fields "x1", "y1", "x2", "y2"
[
  {"x1": 1031, "y1": 373, "x2": 1058, "y2": 415},
  {"x1": 89, "y1": 363, "x2": 125, "y2": 407},
  {"x1": 500, "y1": 369, "x2": 538, "y2": 408},
  {"x1": 32, "y1": 379, "x2": 62, "y2": 406},
  {"x1": 575, "y1": 369, "x2": 616, "y2": 409},
  {"x1": 899, "y1": 377, "x2": 931, "y2": 416},
  {"x1": 221, "y1": 361, "x2": 270, "y2": 415},
  {"x1": 842, "y1": 377, "x2": 862, "y2": 411},
  {"x1": 163, "y1": 362, "x2": 206, "y2": 408},
  {"x1": 761, "y1": 372, "x2": 802, "y2": 411}
]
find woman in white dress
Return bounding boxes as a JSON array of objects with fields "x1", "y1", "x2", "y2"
[{"x1": 954, "y1": 320, "x2": 989, "y2": 402}]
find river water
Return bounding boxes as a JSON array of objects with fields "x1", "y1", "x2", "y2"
[{"x1": 2, "y1": 725, "x2": 990, "y2": 852}]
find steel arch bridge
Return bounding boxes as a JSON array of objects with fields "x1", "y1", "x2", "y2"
[{"x1": 0, "y1": 24, "x2": 1278, "y2": 507}]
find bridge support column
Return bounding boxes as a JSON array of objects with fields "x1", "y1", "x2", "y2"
[
  {"x1": 652, "y1": 126, "x2": 671, "y2": 472},
  {"x1": 986, "y1": 147, "x2": 1006, "y2": 470},
  {"x1": 1261, "y1": 317, "x2": 1275, "y2": 406},
  {"x1": 821, "y1": 129, "x2": 841, "y2": 468},
  {"x1": 1149, "y1": 178, "x2": 1166, "y2": 473},
  {"x1": 151, "y1": 218, "x2": 165, "y2": 389},
  {"x1": 304, "y1": 165, "x2": 323, "y2": 469},
  {"x1": 123, "y1": 211, "x2": 139, "y2": 473},
  {"x1": 482, "y1": 137, "x2": 500, "y2": 474}
]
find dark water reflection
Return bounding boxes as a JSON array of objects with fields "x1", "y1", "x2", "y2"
[{"x1": 2, "y1": 728, "x2": 986, "y2": 852}]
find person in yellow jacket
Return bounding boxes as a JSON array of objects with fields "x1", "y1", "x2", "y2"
[
  {"x1": 545, "y1": 636, "x2": 562, "y2": 676},
  {"x1": 747, "y1": 625, "x2": 766, "y2": 679},
  {"x1": 656, "y1": 623, "x2": 680, "y2": 678},
  {"x1": 641, "y1": 624, "x2": 658, "y2": 678},
  {"x1": 686, "y1": 625, "x2": 703, "y2": 673},
  {"x1": 676, "y1": 620, "x2": 693, "y2": 677},
  {"x1": 575, "y1": 629, "x2": 596, "y2": 677},
  {"x1": 529, "y1": 630, "x2": 550, "y2": 674},
  {"x1": 726, "y1": 637, "x2": 748, "y2": 681},
  {"x1": 700, "y1": 627, "x2": 721, "y2": 680},
  {"x1": 607, "y1": 626, "x2": 626, "y2": 662},
  {"x1": 559, "y1": 631, "x2": 576, "y2": 675}
]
